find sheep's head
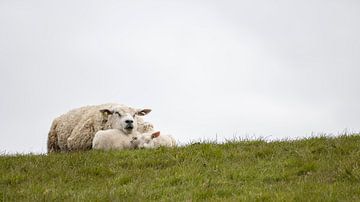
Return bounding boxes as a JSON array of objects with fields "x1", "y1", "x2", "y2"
[
  {"x1": 100, "y1": 107, "x2": 151, "y2": 135},
  {"x1": 131, "y1": 131, "x2": 160, "y2": 149}
]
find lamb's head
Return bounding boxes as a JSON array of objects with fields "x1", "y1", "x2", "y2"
[
  {"x1": 100, "y1": 106, "x2": 151, "y2": 135},
  {"x1": 131, "y1": 131, "x2": 160, "y2": 149}
]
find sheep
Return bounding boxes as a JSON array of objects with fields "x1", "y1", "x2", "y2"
[
  {"x1": 130, "y1": 131, "x2": 176, "y2": 149},
  {"x1": 92, "y1": 129, "x2": 138, "y2": 151},
  {"x1": 47, "y1": 103, "x2": 153, "y2": 153}
]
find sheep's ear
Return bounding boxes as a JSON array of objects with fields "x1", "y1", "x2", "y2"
[
  {"x1": 151, "y1": 131, "x2": 160, "y2": 139},
  {"x1": 136, "y1": 109, "x2": 152, "y2": 116},
  {"x1": 100, "y1": 109, "x2": 113, "y2": 117}
]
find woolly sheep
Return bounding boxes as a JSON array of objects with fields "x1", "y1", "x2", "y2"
[
  {"x1": 47, "y1": 103, "x2": 153, "y2": 153},
  {"x1": 130, "y1": 131, "x2": 176, "y2": 149},
  {"x1": 92, "y1": 129, "x2": 138, "y2": 151}
]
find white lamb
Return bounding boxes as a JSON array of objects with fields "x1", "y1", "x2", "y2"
[
  {"x1": 92, "y1": 129, "x2": 138, "y2": 151},
  {"x1": 131, "y1": 131, "x2": 176, "y2": 149}
]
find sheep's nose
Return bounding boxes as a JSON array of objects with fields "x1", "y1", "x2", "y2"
[{"x1": 125, "y1": 120, "x2": 134, "y2": 124}]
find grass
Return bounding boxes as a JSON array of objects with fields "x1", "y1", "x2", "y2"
[{"x1": 1, "y1": 134, "x2": 360, "y2": 201}]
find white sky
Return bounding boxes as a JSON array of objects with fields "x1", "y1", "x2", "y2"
[{"x1": 1, "y1": 0, "x2": 359, "y2": 153}]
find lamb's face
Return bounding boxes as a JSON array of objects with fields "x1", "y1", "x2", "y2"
[
  {"x1": 131, "y1": 131, "x2": 160, "y2": 149},
  {"x1": 100, "y1": 107, "x2": 151, "y2": 135}
]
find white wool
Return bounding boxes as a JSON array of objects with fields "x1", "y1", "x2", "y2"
[
  {"x1": 47, "y1": 103, "x2": 153, "y2": 152},
  {"x1": 131, "y1": 131, "x2": 176, "y2": 149},
  {"x1": 92, "y1": 129, "x2": 139, "y2": 151}
]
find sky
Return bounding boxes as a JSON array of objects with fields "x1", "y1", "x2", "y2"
[{"x1": 0, "y1": 0, "x2": 359, "y2": 154}]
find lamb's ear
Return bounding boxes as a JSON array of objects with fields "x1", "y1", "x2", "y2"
[
  {"x1": 151, "y1": 131, "x2": 160, "y2": 139},
  {"x1": 100, "y1": 109, "x2": 114, "y2": 117},
  {"x1": 136, "y1": 109, "x2": 152, "y2": 116}
]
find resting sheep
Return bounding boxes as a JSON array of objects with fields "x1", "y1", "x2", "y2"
[
  {"x1": 92, "y1": 129, "x2": 138, "y2": 151},
  {"x1": 47, "y1": 103, "x2": 153, "y2": 153},
  {"x1": 131, "y1": 131, "x2": 176, "y2": 149}
]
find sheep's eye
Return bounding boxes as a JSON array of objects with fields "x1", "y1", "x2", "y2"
[{"x1": 115, "y1": 112, "x2": 122, "y2": 117}]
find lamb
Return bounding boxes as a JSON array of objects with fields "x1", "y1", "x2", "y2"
[
  {"x1": 92, "y1": 129, "x2": 138, "y2": 151},
  {"x1": 47, "y1": 103, "x2": 153, "y2": 153},
  {"x1": 130, "y1": 131, "x2": 177, "y2": 149}
]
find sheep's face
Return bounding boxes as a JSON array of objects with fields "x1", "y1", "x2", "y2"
[
  {"x1": 131, "y1": 131, "x2": 160, "y2": 149},
  {"x1": 100, "y1": 107, "x2": 151, "y2": 135}
]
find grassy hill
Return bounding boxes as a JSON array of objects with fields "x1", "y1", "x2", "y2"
[{"x1": 1, "y1": 134, "x2": 360, "y2": 201}]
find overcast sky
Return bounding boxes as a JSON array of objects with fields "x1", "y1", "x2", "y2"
[{"x1": 1, "y1": 0, "x2": 359, "y2": 154}]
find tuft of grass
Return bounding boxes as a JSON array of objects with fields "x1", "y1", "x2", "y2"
[{"x1": 1, "y1": 134, "x2": 360, "y2": 201}]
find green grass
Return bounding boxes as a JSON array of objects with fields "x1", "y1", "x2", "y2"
[{"x1": 1, "y1": 134, "x2": 360, "y2": 201}]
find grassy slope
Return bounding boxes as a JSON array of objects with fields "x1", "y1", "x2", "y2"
[{"x1": 1, "y1": 135, "x2": 360, "y2": 201}]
